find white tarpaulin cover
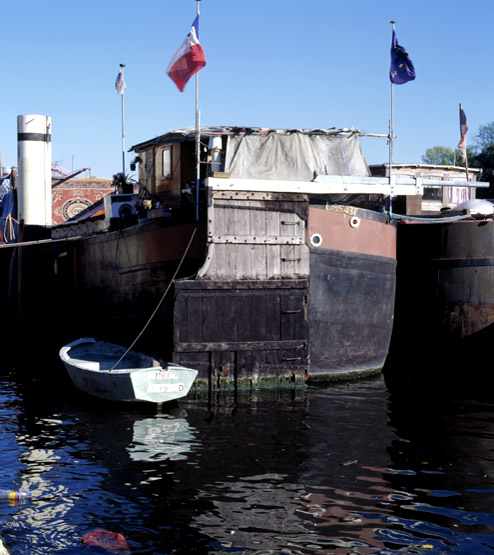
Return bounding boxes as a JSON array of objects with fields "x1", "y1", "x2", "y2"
[{"x1": 224, "y1": 131, "x2": 370, "y2": 181}]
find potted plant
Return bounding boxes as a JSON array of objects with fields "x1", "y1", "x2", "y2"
[{"x1": 112, "y1": 172, "x2": 134, "y2": 195}]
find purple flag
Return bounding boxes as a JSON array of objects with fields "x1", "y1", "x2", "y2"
[{"x1": 390, "y1": 29, "x2": 415, "y2": 85}]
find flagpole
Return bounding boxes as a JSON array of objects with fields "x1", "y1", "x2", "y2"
[
  {"x1": 120, "y1": 63, "x2": 126, "y2": 175},
  {"x1": 195, "y1": 0, "x2": 201, "y2": 221},
  {"x1": 389, "y1": 20, "x2": 396, "y2": 215}
]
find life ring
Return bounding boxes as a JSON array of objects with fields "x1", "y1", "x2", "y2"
[{"x1": 349, "y1": 216, "x2": 360, "y2": 228}]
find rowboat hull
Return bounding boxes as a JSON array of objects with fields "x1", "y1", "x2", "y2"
[{"x1": 59, "y1": 338, "x2": 198, "y2": 403}]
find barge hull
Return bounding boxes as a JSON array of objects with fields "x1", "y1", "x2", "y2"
[
  {"x1": 392, "y1": 218, "x2": 494, "y2": 366},
  {"x1": 309, "y1": 248, "x2": 396, "y2": 374},
  {"x1": 308, "y1": 204, "x2": 396, "y2": 376}
]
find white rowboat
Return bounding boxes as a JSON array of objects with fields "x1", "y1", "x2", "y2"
[{"x1": 59, "y1": 338, "x2": 198, "y2": 403}]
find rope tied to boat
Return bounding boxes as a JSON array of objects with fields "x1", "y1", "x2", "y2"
[{"x1": 109, "y1": 226, "x2": 198, "y2": 371}]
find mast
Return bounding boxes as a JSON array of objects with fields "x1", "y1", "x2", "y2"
[
  {"x1": 389, "y1": 20, "x2": 395, "y2": 215},
  {"x1": 120, "y1": 64, "x2": 126, "y2": 175},
  {"x1": 195, "y1": 0, "x2": 201, "y2": 221}
]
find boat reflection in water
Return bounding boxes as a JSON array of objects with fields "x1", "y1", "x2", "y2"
[
  {"x1": 0, "y1": 367, "x2": 493, "y2": 553},
  {"x1": 187, "y1": 385, "x2": 396, "y2": 553},
  {"x1": 128, "y1": 415, "x2": 200, "y2": 462},
  {"x1": 184, "y1": 381, "x2": 494, "y2": 554}
]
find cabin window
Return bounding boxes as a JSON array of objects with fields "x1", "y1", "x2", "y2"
[
  {"x1": 162, "y1": 147, "x2": 172, "y2": 179},
  {"x1": 145, "y1": 152, "x2": 153, "y2": 178},
  {"x1": 422, "y1": 176, "x2": 443, "y2": 201},
  {"x1": 423, "y1": 187, "x2": 442, "y2": 201}
]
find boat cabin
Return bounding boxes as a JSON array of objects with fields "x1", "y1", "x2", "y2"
[
  {"x1": 369, "y1": 163, "x2": 481, "y2": 215},
  {"x1": 131, "y1": 127, "x2": 202, "y2": 215},
  {"x1": 129, "y1": 126, "x2": 375, "y2": 218}
]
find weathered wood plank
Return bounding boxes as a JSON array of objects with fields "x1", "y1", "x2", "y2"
[
  {"x1": 280, "y1": 293, "x2": 308, "y2": 341},
  {"x1": 175, "y1": 340, "x2": 308, "y2": 352},
  {"x1": 176, "y1": 279, "x2": 309, "y2": 290},
  {"x1": 201, "y1": 192, "x2": 309, "y2": 281},
  {"x1": 185, "y1": 293, "x2": 202, "y2": 343}
]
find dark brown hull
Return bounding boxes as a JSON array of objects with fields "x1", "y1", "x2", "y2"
[{"x1": 391, "y1": 218, "x2": 494, "y2": 367}]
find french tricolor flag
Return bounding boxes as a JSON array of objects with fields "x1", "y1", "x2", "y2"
[{"x1": 166, "y1": 16, "x2": 206, "y2": 92}]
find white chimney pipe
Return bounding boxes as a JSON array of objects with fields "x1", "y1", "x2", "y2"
[{"x1": 17, "y1": 114, "x2": 52, "y2": 227}]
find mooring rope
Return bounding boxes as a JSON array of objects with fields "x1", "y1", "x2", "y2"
[
  {"x1": 110, "y1": 226, "x2": 198, "y2": 371},
  {"x1": 3, "y1": 215, "x2": 18, "y2": 243}
]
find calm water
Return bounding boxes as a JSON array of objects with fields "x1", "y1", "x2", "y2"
[{"x1": 0, "y1": 362, "x2": 493, "y2": 554}]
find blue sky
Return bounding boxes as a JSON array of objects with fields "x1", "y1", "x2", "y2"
[{"x1": 1, "y1": 0, "x2": 492, "y2": 178}]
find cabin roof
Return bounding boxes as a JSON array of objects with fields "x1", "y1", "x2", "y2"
[
  {"x1": 369, "y1": 163, "x2": 480, "y2": 173},
  {"x1": 130, "y1": 126, "x2": 360, "y2": 152}
]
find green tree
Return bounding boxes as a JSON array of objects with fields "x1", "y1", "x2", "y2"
[
  {"x1": 422, "y1": 145, "x2": 475, "y2": 167},
  {"x1": 475, "y1": 122, "x2": 494, "y2": 151},
  {"x1": 422, "y1": 146, "x2": 456, "y2": 165},
  {"x1": 471, "y1": 144, "x2": 494, "y2": 199}
]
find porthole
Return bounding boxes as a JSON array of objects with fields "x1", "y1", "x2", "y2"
[{"x1": 310, "y1": 233, "x2": 323, "y2": 247}]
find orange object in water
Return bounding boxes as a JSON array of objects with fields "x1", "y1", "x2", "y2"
[{"x1": 82, "y1": 530, "x2": 130, "y2": 553}]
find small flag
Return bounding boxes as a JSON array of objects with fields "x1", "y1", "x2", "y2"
[
  {"x1": 115, "y1": 66, "x2": 126, "y2": 94},
  {"x1": 166, "y1": 15, "x2": 206, "y2": 92},
  {"x1": 458, "y1": 107, "x2": 468, "y2": 162},
  {"x1": 390, "y1": 29, "x2": 415, "y2": 85}
]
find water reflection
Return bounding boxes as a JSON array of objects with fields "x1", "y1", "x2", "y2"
[
  {"x1": 128, "y1": 415, "x2": 200, "y2": 462},
  {"x1": 193, "y1": 473, "x2": 308, "y2": 550},
  {"x1": 378, "y1": 379, "x2": 494, "y2": 554},
  {"x1": 0, "y1": 365, "x2": 492, "y2": 553}
]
